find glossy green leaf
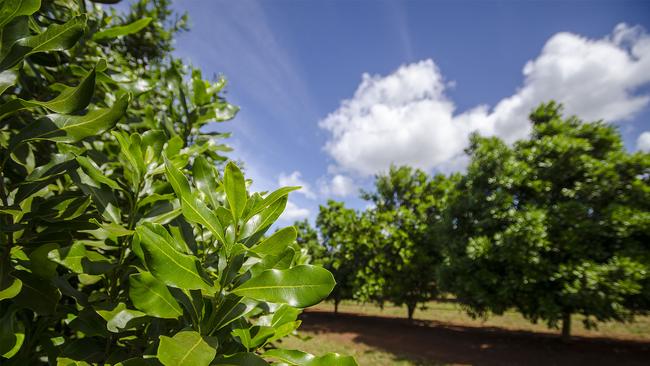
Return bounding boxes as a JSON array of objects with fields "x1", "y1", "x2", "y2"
[
  {"x1": 36, "y1": 65, "x2": 96, "y2": 113},
  {"x1": 0, "y1": 15, "x2": 86, "y2": 71},
  {"x1": 0, "y1": 310, "x2": 24, "y2": 358},
  {"x1": 245, "y1": 186, "x2": 299, "y2": 221},
  {"x1": 48, "y1": 242, "x2": 86, "y2": 273},
  {"x1": 12, "y1": 270, "x2": 61, "y2": 315},
  {"x1": 258, "y1": 304, "x2": 301, "y2": 328},
  {"x1": 28, "y1": 243, "x2": 59, "y2": 278},
  {"x1": 232, "y1": 265, "x2": 335, "y2": 308},
  {"x1": 157, "y1": 331, "x2": 216, "y2": 366},
  {"x1": 56, "y1": 357, "x2": 92, "y2": 366},
  {"x1": 0, "y1": 69, "x2": 16, "y2": 95},
  {"x1": 253, "y1": 226, "x2": 296, "y2": 256},
  {"x1": 112, "y1": 131, "x2": 145, "y2": 190},
  {"x1": 0, "y1": 66, "x2": 95, "y2": 118},
  {"x1": 232, "y1": 325, "x2": 274, "y2": 350},
  {"x1": 0, "y1": 277, "x2": 21, "y2": 300},
  {"x1": 241, "y1": 195, "x2": 288, "y2": 242},
  {"x1": 93, "y1": 17, "x2": 152, "y2": 40},
  {"x1": 96, "y1": 303, "x2": 146, "y2": 333},
  {"x1": 224, "y1": 162, "x2": 247, "y2": 222},
  {"x1": 10, "y1": 94, "x2": 129, "y2": 146},
  {"x1": 264, "y1": 349, "x2": 358, "y2": 366},
  {"x1": 214, "y1": 352, "x2": 268, "y2": 366},
  {"x1": 209, "y1": 294, "x2": 255, "y2": 331},
  {"x1": 164, "y1": 157, "x2": 226, "y2": 245},
  {"x1": 76, "y1": 155, "x2": 121, "y2": 190},
  {"x1": 129, "y1": 271, "x2": 182, "y2": 319},
  {"x1": 136, "y1": 222, "x2": 212, "y2": 291},
  {"x1": 0, "y1": 0, "x2": 40, "y2": 29},
  {"x1": 192, "y1": 155, "x2": 220, "y2": 209}
]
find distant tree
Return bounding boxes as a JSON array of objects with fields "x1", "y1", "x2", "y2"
[
  {"x1": 439, "y1": 102, "x2": 650, "y2": 340},
  {"x1": 293, "y1": 219, "x2": 326, "y2": 265},
  {"x1": 316, "y1": 201, "x2": 360, "y2": 314},
  {"x1": 360, "y1": 166, "x2": 456, "y2": 320}
]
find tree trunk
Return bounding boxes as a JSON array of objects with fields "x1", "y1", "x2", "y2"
[
  {"x1": 334, "y1": 298, "x2": 339, "y2": 315},
  {"x1": 407, "y1": 302, "x2": 416, "y2": 321},
  {"x1": 561, "y1": 312, "x2": 571, "y2": 342}
]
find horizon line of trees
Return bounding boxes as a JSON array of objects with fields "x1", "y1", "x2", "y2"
[{"x1": 295, "y1": 102, "x2": 650, "y2": 341}]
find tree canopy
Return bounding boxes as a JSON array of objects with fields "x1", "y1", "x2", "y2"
[{"x1": 296, "y1": 103, "x2": 649, "y2": 338}]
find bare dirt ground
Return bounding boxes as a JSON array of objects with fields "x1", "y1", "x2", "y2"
[{"x1": 300, "y1": 310, "x2": 650, "y2": 366}]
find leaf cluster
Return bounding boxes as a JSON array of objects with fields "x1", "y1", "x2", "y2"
[{"x1": 0, "y1": 1, "x2": 355, "y2": 365}]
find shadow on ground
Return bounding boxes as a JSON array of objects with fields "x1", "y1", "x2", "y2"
[{"x1": 300, "y1": 310, "x2": 650, "y2": 366}]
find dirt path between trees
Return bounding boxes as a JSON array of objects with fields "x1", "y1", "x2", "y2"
[{"x1": 300, "y1": 310, "x2": 650, "y2": 366}]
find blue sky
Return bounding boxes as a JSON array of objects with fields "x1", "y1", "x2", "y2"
[{"x1": 165, "y1": 0, "x2": 650, "y2": 222}]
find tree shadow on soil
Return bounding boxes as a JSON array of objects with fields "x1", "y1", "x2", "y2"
[{"x1": 300, "y1": 311, "x2": 650, "y2": 366}]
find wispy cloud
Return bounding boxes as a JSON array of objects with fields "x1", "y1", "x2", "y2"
[{"x1": 174, "y1": 0, "x2": 318, "y2": 123}]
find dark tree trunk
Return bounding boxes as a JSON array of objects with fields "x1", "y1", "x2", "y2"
[
  {"x1": 561, "y1": 312, "x2": 571, "y2": 342},
  {"x1": 407, "y1": 302, "x2": 416, "y2": 321},
  {"x1": 334, "y1": 298, "x2": 339, "y2": 315}
]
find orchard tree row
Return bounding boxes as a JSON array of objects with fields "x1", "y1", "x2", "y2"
[{"x1": 297, "y1": 102, "x2": 650, "y2": 340}]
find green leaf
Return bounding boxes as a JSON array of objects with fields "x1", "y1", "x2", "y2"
[
  {"x1": 245, "y1": 186, "x2": 299, "y2": 221},
  {"x1": 12, "y1": 270, "x2": 61, "y2": 315},
  {"x1": 214, "y1": 352, "x2": 268, "y2": 366},
  {"x1": 28, "y1": 243, "x2": 59, "y2": 278},
  {"x1": 93, "y1": 17, "x2": 152, "y2": 40},
  {"x1": 264, "y1": 349, "x2": 358, "y2": 366},
  {"x1": 157, "y1": 331, "x2": 216, "y2": 366},
  {"x1": 258, "y1": 304, "x2": 301, "y2": 328},
  {"x1": 192, "y1": 155, "x2": 220, "y2": 209},
  {"x1": 0, "y1": 70, "x2": 16, "y2": 95},
  {"x1": 35, "y1": 64, "x2": 96, "y2": 113},
  {"x1": 48, "y1": 242, "x2": 86, "y2": 273},
  {"x1": 164, "y1": 157, "x2": 226, "y2": 245},
  {"x1": 136, "y1": 222, "x2": 213, "y2": 291},
  {"x1": 96, "y1": 303, "x2": 146, "y2": 333},
  {"x1": 208, "y1": 294, "x2": 255, "y2": 331},
  {"x1": 0, "y1": 277, "x2": 21, "y2": 300},
  {"x1": 0, "y1": 15, "x2": 87, "y2": 71},
  {"x1": 232, "y1": 265, "x2": 335, "y2": 308},
  {"x1": 0, "y1": 310, "x2": 24, "y2": 359},
  {"x1": 253, "y1": 226, "x2": 296, "y2": 256},
  {"x1": 0, "y1": 65, "x2": 96, "y2": 118},
  {"x1": 232, "y1": 325, "x2": 274, "y2": 350},
  {"x1": 0, "y1": 0, "x2": 40, "y2": 29},
  {"x1": 10, "y1": 94, "x2": 129, "y2": 146},
  {"x1": 224, "y1": 162, "x2": 247, "y2": 223},
  {"x1": 76, "y1": 155, "x2": 121, "y2": 190},
  {"x1": 241, "y1": 195, "x2": 288, "y2": 243},
  {"x1": 129, "y1": 271, "x2": 183, "y2": 319}
]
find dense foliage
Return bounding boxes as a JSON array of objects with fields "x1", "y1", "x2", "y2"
[
  {"x1": 0, "y1": 0, "x2": 355, "y2": 364},
  {"x1": 297, "y1": 103, "x2": 650, "y2": 338},
  {"x1": 439, "y1": 102, "x2": 650, "y2": 340}
]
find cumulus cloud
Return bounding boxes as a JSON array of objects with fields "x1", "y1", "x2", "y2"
[
  {"x1": 320, "y1": 24, "x2": 650, "y2": 176},
  {"x1": 278, "y1": 171, "x2": 316, "y2": 199},
  {"x1": 319, "y1": 174, "x2": 357, "y2": 197},
  {"x1": 637, "y1": 131, "x2": 650, "y2": 152},
  {"x1": 279, "y1": 201, "x2": 310, "y2": 221}
]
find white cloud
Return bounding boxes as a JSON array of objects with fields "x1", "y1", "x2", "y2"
[
  {"x1": 637, "y1": 131, "x2": 650, "y2": 152},
  {"x1": 320, "y1": 24, "x2": 650, "y2": 176},
  {"x1": 278, "y1": 171, "x2": 316, "y2": 199},
  {"x1": 279, "y1": 201, "x2": 310, "y2": 221},
  {"x1": 319, "y1": 174, "x2": 357, "y2": 197}
]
